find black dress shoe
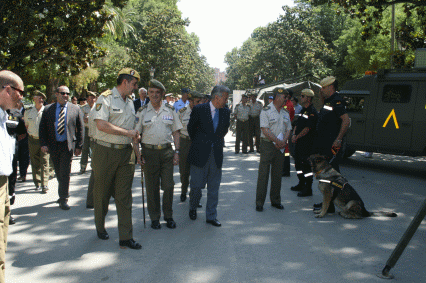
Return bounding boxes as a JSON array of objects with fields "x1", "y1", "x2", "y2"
[
  {"x1": 256, "y1": 205, "x2": 263, "y2": 212},
  {"x1": 206, "y1": 219, "x2": 221, "y2": 227},
  {"x1": 235, "y1": 152, "x2": 239, "y2": 154},
  {"x1": 242, "y1": 151, "x2": 248, "y2": 154},
  {"x1": 297, "y1": 191, "x2": 313, "y2": 197},
  {"x1": 97, "y1": 230, "x2": 109, "y2": 240},
  {"x1": 165, "y1": 218, "x2": 176, "y2": 229},
  {"x1": 180, "y1": 194, "x2": 187, "y2": 202},
  {"x1": 9, "y1": 216, "x2": 16, "y2": 225},
  {"x1": 119, "y1": 239, "x2": 142, "y2": 250},
  {"x1": 59, "y1": 200, "x2": 70, "y2": 210},
  {"x1": 86, "y1": 204, "x2": 94, "y2": 209},
  {"x1": 249, "y1": 149, "x2": 255, "y2": 153},
  {"x1": 291, "y1": 184, "x2": 303, "y2": 191},
  {"x1": 78, "y1": 169, "x2": 86, "y2": 175},
  {"x1": 151, "y1": 220, "x2": 161, "y2": 229},
  {"x1": 189, "y1": 209, "x2": 197, "y2": 220},
  {"x1": 271, "y1": 203, "x2": 284, "y2": 210}
]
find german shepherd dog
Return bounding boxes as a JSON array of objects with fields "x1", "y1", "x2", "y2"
[{"x1": 308, "y1": 154, "x2": 397, "y2": 219}]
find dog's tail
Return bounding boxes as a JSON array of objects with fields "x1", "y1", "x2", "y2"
[{"x1": 366, "y1": 211, "x2": 398, "y2": 217}]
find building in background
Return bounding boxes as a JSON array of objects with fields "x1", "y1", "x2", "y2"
[{"x1": 214, "y1": 68, "x2": 227, "y2": 85}]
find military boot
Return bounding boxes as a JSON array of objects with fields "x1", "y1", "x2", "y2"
[{"x1": 297, "y1": 178, "x2": 313, "y2": 197}]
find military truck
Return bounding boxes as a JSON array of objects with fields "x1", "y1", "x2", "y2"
[{"x1": 340, "y1": 67, "x2": 426, "y2": 157}]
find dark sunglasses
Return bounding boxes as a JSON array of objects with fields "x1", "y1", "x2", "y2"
[
  {"x1": 2, "y1": 85, "x2": 25, "y2": 96},
  {"x1": 58, "y1": 92, "x2": 70, "y2": 96}
]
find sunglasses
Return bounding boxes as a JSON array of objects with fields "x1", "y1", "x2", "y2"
[
  {"x1": 58, "y1": 92, "x2": 70, "y2": 96},
  {"x1": 2, "y1": 85, "x2": 25, "y2": 96}
]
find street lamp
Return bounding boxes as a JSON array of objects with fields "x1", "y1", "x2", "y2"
[{"x1": 150, "y1": 67, "x2": 155, "y2": 79}]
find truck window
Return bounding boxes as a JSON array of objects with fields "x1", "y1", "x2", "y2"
[
  {"x1": 382, "y1": 85, "x2": 412, "y2": 103},
  {"x1": 344, "y1": 96, "x2": 365, "y2": 113}
]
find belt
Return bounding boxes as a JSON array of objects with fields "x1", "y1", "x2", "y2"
[
  {"x1": 96, "y1": 140, "x2": 131, "y2": 149},
  {"x1": 29, "y1": 135, "x2": 39, "y2": 140},
  {"x1": 249, "y1": 115, "x2": 260, "y2": 118},
  {"x1": 238, "y1": 119, "x2": 249, "y2": 122},
  {"x1": 142, "y1": 143, "x2": 172, "y2": 150},
  {"x1": 180, "y1": 133, "x2": 190, "y2": 140},
  {"x1": 261, "y1": 137, "x2": 272, "y2": 143}
]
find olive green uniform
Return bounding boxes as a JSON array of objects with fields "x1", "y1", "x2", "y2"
[
  {"x1": 86, "y1": 105, "x2": 98, "y2": 207},
  {"x1": 23, "y1": 105, "x2": 50, "y2": 189},
  {"x1": 178, "y1": 105, "x2": 192, "y2": 196},
  {"x1": 234, "y1": 103, "x2": 250, "y2": 153},
  {"x1": 80, "y1": 103, "x2": 92, "y2": 171},
  {"x1": 248, "y1": 101, "x2": 263, "y2": 152},
  {"x1": 135, "y1": 102, "x2": 182, "y2": 221},
  {"x1": 92, "y1": 87, "x2": 136, "y2": 241},
  {"x1": 256, "y1": 104, "x2": 292, "y2": 207}
]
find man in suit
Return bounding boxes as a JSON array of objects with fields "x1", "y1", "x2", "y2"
[
  {"x1": 187, "y1": 85, "x2": 231, "y2": 227},
  {"x1": 133, "y1": 87, "x2": 149, "y2": 112},
  {"x1": 39, "y1": 85, "x2": 84, "y2": 210}
]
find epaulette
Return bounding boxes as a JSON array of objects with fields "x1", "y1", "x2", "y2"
[
  {"x1": 100, "y1": 89, "x2": 112, "y2": 97},
  {"x1": 283, "y1": 108, "x2": 289, "y2": 113},
  {"x1": 165, "y1": 104, "x2": 175, "y2": 110},
  {"x1": 179, "y1": 107, "x2": 187, "y2": 113},
  {"x1": 138, "y1": 104, "x2": 148, "y2": 112},
  {"x1": 263, "y1": 106, "x2": 270, "y2": 110}
]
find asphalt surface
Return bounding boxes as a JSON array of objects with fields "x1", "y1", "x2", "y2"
[{"x1": 7, "y1": 134, "x2": 426, "y2": 283}]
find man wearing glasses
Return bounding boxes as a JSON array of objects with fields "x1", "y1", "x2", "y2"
[
  {"x1": 39, "y1": 86, "x2": 84, "y2": 210},
  {"x1": 0, "y1": 70, "x2": 25, "y2": 283}
]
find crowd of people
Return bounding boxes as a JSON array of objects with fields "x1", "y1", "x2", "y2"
[{"x1": 0, "y1": 68, "x2": 349, "y2": 282}]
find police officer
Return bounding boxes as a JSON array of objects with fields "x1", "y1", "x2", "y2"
[
  {"x1": 173, "y1": 88, "x2": 190, "y2": 112},
  {"x1": 79, "y1": 91, "x2": 97, "y2": 174},
  {"x1": 290, "y1": 89, "x2": 318, "y2": 197},
  {"x1": 255, "y1": 87, "x2": 292, "y2": 212},
  {"x1": 234, "y1": 93, "x2": 250, "y2": 154},
  {"x1": 92, "y1": 68, "x2": 141, "y2": 249},
  {"x1": 24, "y1": 90, "x2": 50, "y2": 193},
  {"x1": 248, "y1": 92, "x2": 263, "y2": 153},
  {"x1": 134, "y1": 79, "x2": 182, "y2": 230},
  {"x1": 178, "y1": 90, "x2": 203, "y2": 202}
]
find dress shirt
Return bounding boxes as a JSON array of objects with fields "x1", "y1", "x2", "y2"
[
  {"x1": 0, "y1": 108, "x2": 15, "y2": 175},
  {"x1": 55, "y1": 102, "x2": 68, "y2": 142}
]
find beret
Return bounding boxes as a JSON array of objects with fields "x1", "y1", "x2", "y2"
[
  {"x1": 301, "y1": 88, "x2": 315, "y2": 97},
  {"x1": 320, "y1": 76, "x2": 336, "y2": 87},
  {"x1": 149, "y1": 79, "x2": 166, "y2": 92},
  {"x1": 118, "y1": 68, "x2": 140, "y2": 80}
]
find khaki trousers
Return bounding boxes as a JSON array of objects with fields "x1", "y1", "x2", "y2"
[
  {"x1": 248, "y1": 116, "x2": 261, "y2": 151},
  {"x1": 235, "y1": 120, "x2": 249, "y2": 153},
  {"x1": 0, "y1": 176, "x2": 10, "y2": 283},
  {"x1": 28, "y1": 136, "x2": 50, "y2": 187},
  {"x1": 92, "y1": 143, "x2": 135, "y2": 241},
  {"x1": 178, "y1": 136, "x2": 191, "y2": 195},
  {"x1": 256, "y1": 140, "x2": 284, "y2": 206},
  {"x1": 142, "y1": 146, "x2": 174, "y2": 221}
]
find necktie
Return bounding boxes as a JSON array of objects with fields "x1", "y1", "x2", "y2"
[
  {"x1": 57, "y1": 105, "x2": 65, "y2": 135},
  {"x1": 213, "y1": 109, "x2": 219, "y2": 132}
]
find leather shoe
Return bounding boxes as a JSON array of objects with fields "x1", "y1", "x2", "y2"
[
  {"x1": 297, "y1": 191, "x2": 313, "y2": 197},
  {"x1": 78, "y1": 169, "x2": 86, "y2": 175},
  {"x1": 59, "y1": 200, "x2": 70, "y2": 210},
  {"x1": 180, "y1": 193, "x2": 187, "y2": 202},
  {"x1": 119, "y1": 239, "x2": 142, "y2": 250},
  {"x1": 151, "y1": 220, "x2": 161, "y2": 229},
  {"x1": 189, "y1": 209, "x2": 197, "y2": 220},
  {"x1": 97, "y1": 230, "x2": 109, "y2": 240},
  {"x1": 271, "y1": 203, "x2": 284, "y2": 210},
  {"x1": 165, "y1": 218, "x2": 176, "y2": 229},
  {"x1": 206, "y1": 219, "x2": 221, "y2": 227},
  {"x1": 9, "y1": 216, "x2": 16, "y2": 225},
  {"x1": 86, "y1": 204, "x2": 94, "y2": 209},
  {"x1": 291, "y1": 184, "x2": 303, "y2": 191},
  {"x1": 256, "y1": 205, "x2": 263, "y2": 212},
  {"x1": 41, "y1": 186, "x2": 49, "y2": 194}
]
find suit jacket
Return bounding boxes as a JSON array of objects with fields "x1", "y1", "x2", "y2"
[
  {"x1": 133, "y1": 98, "x2": 150, "y2": 112},
  {"x1": 187, "y1": 103, "x2": 230, "y2": 169},
  {"x1": 39, "y1": 102, "x2": 84, "y2": 152}
]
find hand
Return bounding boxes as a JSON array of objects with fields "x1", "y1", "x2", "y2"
[
  {"x1": 41, "y1": 146, "x2": 49, "y2": 153},
  {"x1": 275, "y1": 140, "x2": 286, "y2": 149},
  {"x1": 127, "y1": 129, "x2": 139, "y2": 139},
  {"x1": 173, "y1": 152, "x2": 179, "y2": 165},
  {"x1": 74, "y1": 149, "x2": 82, "y2": 156},
  {"x1": 331, "y1": 140, "x2": 342, "y2": 155},
  {"x1": 17, "y1": 133, "x2": 26, "y2": 141}
]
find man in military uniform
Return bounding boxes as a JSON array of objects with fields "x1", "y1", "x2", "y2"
[
  {"x1": 178, "y1": 90, "x2": 203, "y2": 202},
  {"x1": 134, "y1": 79, "x2": 182, "y2": 230},
  {"x1": 290, "y1": 89, "x2": 318, "y2": 197},
  {"x1": 173, "y1": 88, "x2": 190, "y2": 112},
  {"x1": 23, "y1": 90, "x2": 50, "y2": 193},
  {"x1": 79, "y1": 91, "x2": 97, "y2": 174},
  {"x1": 91, "y1": 68, "x2": 141, "y2": 250},
  {"x1": 282, "y1": 89, "x2": 295, "y2": 177},
  {"x1": 234, "y1": 94, "x2": 250, "y2": 154},
  {"x1": 248, "y1": 92, "x2": 262, "y2": 153},
  {"x1": 255, "y1": 87, "x2": 292, "y2": 212}
]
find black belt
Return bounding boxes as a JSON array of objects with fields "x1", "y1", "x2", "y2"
[{"x1": 142, "y1": 143, "x2": 172, "y2": 150}]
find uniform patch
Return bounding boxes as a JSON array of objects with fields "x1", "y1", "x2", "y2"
[
  {"x1": 263, "y1": 106, "x2": 270, "y2": 110},
  {"x1": 323, "y1": 105, "x2": 333, "y2": 111},
  {"x1": 96, "y1": 103, "x2": 102, "y2": 111},
  {"x1": 162, "y1": 115, "x2": 173, "y2": 121},
  {"x1": 179, "y1": 107, "x2": 186, "y2": 113},
  {"x1": 135, "y1": 117, "x2": 139, "y2": 123}
]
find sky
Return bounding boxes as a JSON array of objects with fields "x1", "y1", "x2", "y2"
[{"x1": 177, "y1": 0, "x2": 295, "y2": 72}]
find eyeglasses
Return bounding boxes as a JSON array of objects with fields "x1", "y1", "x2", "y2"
[
  {"x1": 2, "y1": 85, "x2": 25, "y2": 96},
  {"x1": 58, "y1": 92, "x2": 70, "y2": 96}
]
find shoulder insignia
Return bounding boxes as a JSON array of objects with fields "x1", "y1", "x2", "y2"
[
  {"x1": 179, "y1": 107, "x2": 186, "y2": 113},
  {"x1": 138, "y1": 104, "x2": 148, "y2": 112},
  {"x1": 263, "y1": 106, "x2": 270, "y2": 110},
  {"x1": 336, "y1": 101, "x2": 341, "y2": 105},
  {"x1": 95, "y1": 103, "x2": 102, "y2": 111},
  {"x1": 165, "y1": 104, "x2": 175, "y2": 110},
  {"x1": 283, "y1": 108, "x2": 289, "y2": 113},
  {"x1": 100, "y1": 89, "x2": 112, "y2": 97}
]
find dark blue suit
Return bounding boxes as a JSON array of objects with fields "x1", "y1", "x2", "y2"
[
  {"x1": 187, "y1": 103, "x2": 230, "y2": 220},
  {"x1": 133, "y1": 98, "x2": 150, "y2": 112}
]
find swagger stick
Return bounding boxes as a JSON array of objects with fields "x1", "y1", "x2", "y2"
[{"x1": 141, "y1": 164, "x2": 146, "y2": 228}]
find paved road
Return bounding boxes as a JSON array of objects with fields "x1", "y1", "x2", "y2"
[{"x1": 7, "y1": 134, "x2": 426, "y2": 283}]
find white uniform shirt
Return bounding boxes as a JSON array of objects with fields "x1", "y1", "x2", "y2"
[
  {"x1": 0, "y1": 109, "x2": 15, "y2": 176},
  {"x1": 260, "y1": 104, "x2": 292, "y2": 138},
  {"x1": 178, "y1": 106, "x2": 192, "y2": 137},
  {"x1": 23, "y1": 105, "x2": 44, "y2": 138}
]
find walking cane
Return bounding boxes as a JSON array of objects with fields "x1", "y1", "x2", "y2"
[
  {"x1": 141, "y1": 164, "x2": 146, "y2": 229},
  {"x1": 377, "y1": 198, "x2": 426, "y2": 279}
]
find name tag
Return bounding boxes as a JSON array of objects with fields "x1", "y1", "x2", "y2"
[
  {"x1": 144, "y1": 120, "x2": 151, "y2": 123},
  {"x1": 162, "y1": 115, "x2": 173, "y2": 121},
  {"x1": 112, "y1": 108, "x2": 123, "y2": 113},
  {"x1": 323, "y1": 105, "x2": 333, "y2": 111}
]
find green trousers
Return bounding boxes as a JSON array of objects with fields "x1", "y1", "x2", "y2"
[
  {"x1": 235, "y1": 120, "x2": 249, "y2": 153},
  {"x1": 28, "y1": 136, "x2": 50, "y2": 188},
  {"x1": 80, "y1": 128, "x2": 90, "y2": 170},
  {"x1": 178, "y1": 136, "x2": 191, "y2": 195}
]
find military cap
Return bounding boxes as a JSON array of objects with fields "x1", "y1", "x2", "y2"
[
  {"x1": 118, "y1": 68, "x2": 140, "y2": 80},
  {"x1": 87, "y1": 91, "x2": 98, "y2": 97},
  {"x1": 32, "y1": 90, "x2": 46, "y2": 100},
  {"x1": 272, "y1": 87, "x2": 288, "y2": 95},
  {"x1": 181, "y1": 88, "x2": 190, "y2": 94},
  {"x1": 165, "y1": 93, "x2": 173, "y2": 97},
  {"x1": 188, "y1": 90, "x2": 204, "y2": 99},
  {"x1": 149, "y1": 79, "x2": 166, "y2": 92},
  {"x1": 301, "y1": 88, "x2": 315, "y2": 97},
  {"x1": 320, "y1": 76, "x2": 336, "y2": 87},
  {"x1": 78, "y1": 97, "x2": 87, "y2": 102},
  {"x1": 268, "y1": 96, "x2": 274, "y2": 100}
]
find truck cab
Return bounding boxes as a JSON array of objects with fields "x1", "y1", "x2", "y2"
[{"x1": 341, "y1": 68, "x2": 426, "y2": 157}]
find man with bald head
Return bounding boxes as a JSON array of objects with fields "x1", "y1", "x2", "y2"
[
  {"x1": 39, "y1": 85, "x2": 84, "y2": 210},
  {"x1": 0, "y1": 70, "x2": 25, "y2": 283}
]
